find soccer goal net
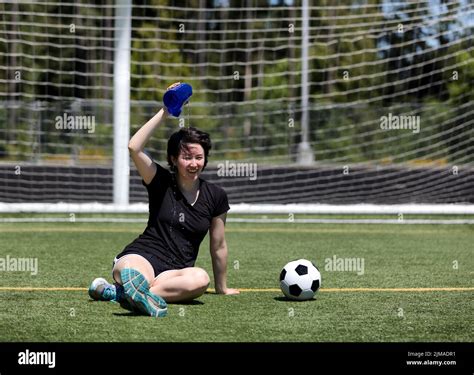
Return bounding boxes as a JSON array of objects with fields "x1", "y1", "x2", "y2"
[{"x1": 0, "y1": 0, "x2": 473, "y2": 214}]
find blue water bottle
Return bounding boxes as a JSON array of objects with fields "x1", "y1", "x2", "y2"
[{"x1": 163, "y1": 82, "x2": 193, "y2": 117}]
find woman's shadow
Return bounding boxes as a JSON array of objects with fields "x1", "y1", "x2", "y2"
[{"x1": 112, "y1": 299, "x2": 204, "y2": 317}]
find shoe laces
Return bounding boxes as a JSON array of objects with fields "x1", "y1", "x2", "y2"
[{"x1": 101, "y1": 284, "x2": 116, "y2": 300}]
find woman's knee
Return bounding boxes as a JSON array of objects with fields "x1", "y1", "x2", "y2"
[
  {"x1": 192, "y1": 268, "x2": 210, "y2": 290},
  {"x1": 112, "y1": 254, "x2": 155, "y2": 285}
]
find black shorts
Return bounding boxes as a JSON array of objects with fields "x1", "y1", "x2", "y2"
[{"x1": 113, "y1": 249, "x2": 172, "y2": 279}]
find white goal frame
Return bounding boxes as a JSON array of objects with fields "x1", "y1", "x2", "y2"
[{"x1": 0, "y1": 203, "x2": 473, "y2": 215}]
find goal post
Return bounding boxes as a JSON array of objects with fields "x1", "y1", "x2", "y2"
[{"x1": 113, "y1": 0, "x2": 132, "y2": 206}]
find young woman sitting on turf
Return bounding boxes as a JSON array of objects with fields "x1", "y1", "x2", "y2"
[{"x1": 88, "y1": 89, "x2": 239, "y2": 317}]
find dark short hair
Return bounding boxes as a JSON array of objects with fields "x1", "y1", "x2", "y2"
[{"x1": 167, "y1": 127, "x2": 211, "y2": 171}]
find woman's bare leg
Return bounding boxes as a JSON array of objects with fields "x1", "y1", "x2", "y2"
[{"x1": 150, "y1": 267, "x2": 210, "y2": 303}]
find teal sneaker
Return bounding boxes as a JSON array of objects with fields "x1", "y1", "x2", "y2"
[
  {"x1": 120, "y1": 268, "x2": 167, "y2": 317},
  {"x1": 88, "y1": 278, "x2": 118, "y2": 301}
]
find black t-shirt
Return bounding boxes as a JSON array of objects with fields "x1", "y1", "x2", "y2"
[{"x1": 121, "y1": 163, "x2": 230, "y2": 270}]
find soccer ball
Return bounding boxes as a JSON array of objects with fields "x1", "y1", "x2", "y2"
[{"x1": 279, "y1": 259, "x2": 321, "y2": 301}]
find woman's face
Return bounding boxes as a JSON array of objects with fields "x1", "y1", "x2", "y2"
[{"x1": 173, "y1": 143, "x2": 205, "y2": 183}]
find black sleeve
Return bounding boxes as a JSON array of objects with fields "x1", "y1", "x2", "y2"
[
  {"x1": 142, "y1": 162, "x2": 171, "y2": 189},
  {"x1": 212, "y1": 186, "x2": 230, "y2": 217}
]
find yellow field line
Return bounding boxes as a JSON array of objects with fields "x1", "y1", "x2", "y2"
[
  {"x1": 0, "y1": 287, "x2": 473, "y2": 292},
  {"x1": 0, "y1": 287, "x2": 87, "y2": 291}
]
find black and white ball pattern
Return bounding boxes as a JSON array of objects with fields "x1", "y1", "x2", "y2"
[{"x1": 280, "y1": 259, "x2": 321, "y2": 300}]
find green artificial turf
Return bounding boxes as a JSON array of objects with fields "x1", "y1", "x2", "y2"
[{"x1": 0, "y1": 220, "x2": 472, "y2": 342}]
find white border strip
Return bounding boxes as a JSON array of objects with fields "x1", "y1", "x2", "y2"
[
  {"x1": 0, "y1": 217, "x2": 473, "y2": 224},
  {"x1": 230, "y1": 218, "x2": 474, "y2": 224},
  {"x1": 230, "y1": 204, "x2": 474, "y2": 215},
  {"x1": 0, "y1": 203, "x2": 474, "y2": 214}
]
